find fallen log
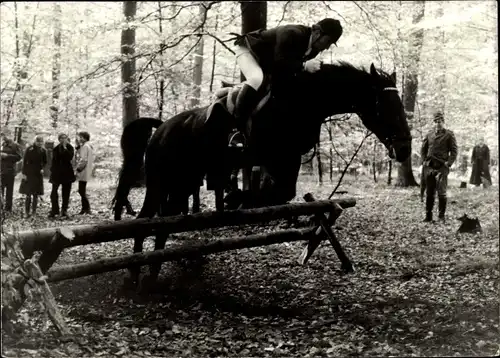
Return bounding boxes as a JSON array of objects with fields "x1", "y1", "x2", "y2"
[
  {"x1": 19, "y1": 199, "x2": 356, "y2": 256},
  {"x1": 46, "y1": 227, "x2": 317, "y2": 283}
]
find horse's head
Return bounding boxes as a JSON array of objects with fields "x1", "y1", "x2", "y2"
[{"x1": 358, "y1": 64, "x2": 412, "y2": 162}]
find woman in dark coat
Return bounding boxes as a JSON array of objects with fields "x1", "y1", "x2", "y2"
[
  {"x1": 470, "y1": 137, "x2": 492, "y2": 187},
  {"x1": 49, "y1": 133, "x2": 75, "y2": 218},
  {"x1": 20, "y1": 135, "x2": 47, "y2": 217}
]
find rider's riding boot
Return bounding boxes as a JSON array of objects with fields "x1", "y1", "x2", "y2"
[
  {"x1": 423, "y1": 194, "x2": 434, "y2": 222},
  {"x1": 234, "y1": 83, "x2": 259, "y2": 132},
  {"x1": 438, "y1": 196, "x2": 447, "y2": 222}
]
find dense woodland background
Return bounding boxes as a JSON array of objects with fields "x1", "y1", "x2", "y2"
[{"x1": 0, "y1": 1, "x2": 497, "y2": 184}]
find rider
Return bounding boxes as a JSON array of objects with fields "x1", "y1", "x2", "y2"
[{"x1": 231, "y1": 18, "x2": 343, "y2": 130}]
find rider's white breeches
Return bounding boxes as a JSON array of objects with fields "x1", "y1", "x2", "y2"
[{"x1": 235, "y1": 45, "x2": 263, "y2": 91}]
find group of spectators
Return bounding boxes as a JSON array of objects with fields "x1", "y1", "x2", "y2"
[{"x1": 1, "y1": 129, "x2": 94, "y2": 218}]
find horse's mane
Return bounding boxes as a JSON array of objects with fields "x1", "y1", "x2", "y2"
[{"x1": 320, "y1": 60, "x2": 394, "y2": 84}]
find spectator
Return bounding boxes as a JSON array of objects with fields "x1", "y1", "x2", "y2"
[
  {"x1": 20, "y1": 135, "x2": 47, "y2": 218},
  {"x1": 75, "y1": 131, "x2": 94, "y2": 214},
  {"x1": 49, "y1": 133, "x2": 75, "y2": 218},
  {"x1": 1, "y1": 128, "x2": 23, "y2": 213},
  {"x1": 470, "y1": 137, "x2": 492, "y2": 187},
  {"x1": 420, "y1": 111, "x2": 458, "y2": 223}
]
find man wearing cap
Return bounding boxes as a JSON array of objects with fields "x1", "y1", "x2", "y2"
[
  {"x1": 1, "y1": 129, "x2": 23, "y2": 213},
  {"x1": 229, "y1": 18, "x2": 343, "y2": 130},
  {"x1": 421, "y1": 111, "x2": 458, "y2": 222}
]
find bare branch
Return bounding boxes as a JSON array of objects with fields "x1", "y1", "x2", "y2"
[
  {"x1": 166, "y1": 36, "x2": 202, "y2": 70},
  {"x1": 276, "y1": 1, "x2": 291, "y2": 26},
  {"x1": 328, "y1": 131, "x2": 372, "y2": 199},
  {"x1": 322, "y1": 1, "x2": 349, "y2": 24},
  {"x1": 203, "y1": 32, "x2": 236, "y2": 55},
  {"x1": 331, "y1": 140, "x2": 347, "y2": 165}
]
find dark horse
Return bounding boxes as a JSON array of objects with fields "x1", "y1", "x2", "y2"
[{"x1": 113, "y1": 61, "x2": 411, "y2": 285}]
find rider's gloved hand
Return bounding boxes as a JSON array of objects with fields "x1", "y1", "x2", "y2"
[{"x1": 303, "y1": 59, "x2": 322, "y2": 73}]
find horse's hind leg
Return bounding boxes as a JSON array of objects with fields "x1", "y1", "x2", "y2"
[{"x1": 192, "y1": 186, "x2": 201, "y2": 213}]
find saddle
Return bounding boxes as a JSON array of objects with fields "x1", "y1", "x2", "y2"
[{"x1": 205, "y1": 80, "x2": 272, "y2": 143}]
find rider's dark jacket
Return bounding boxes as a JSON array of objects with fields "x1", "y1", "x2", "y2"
[{"x1": 235, "y1": 24, "x2": 318, "y2": 92}]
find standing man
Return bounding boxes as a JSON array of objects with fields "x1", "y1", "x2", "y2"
[
  {"x1": 470, "y1": 136, "x2": 492, "y2": 187},
  {"x1": 1, "y1": 129, "x2": 23, "y2": 213},
  {"x1": 421, "y1": 111, "x2": 458, "y2": 222},
  {"x1": 49, "y1": 133, "x2": 75, "y2": 218},
  {"x1": 75, "y1": 131, "x2": 94, "y2": 215}
]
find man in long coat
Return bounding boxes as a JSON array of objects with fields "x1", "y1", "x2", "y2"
[
  {"x1": 421, "y1": 112, "x2": 458, "y2": 222},
  {"x1": 49, "y1": 133, "x2": 75, "y2": 217},
  {"x1": 470, "y1": 137, "x2": 491, "y2": 187}
]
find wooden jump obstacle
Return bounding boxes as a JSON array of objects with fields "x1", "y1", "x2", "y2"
[
  {"x1": 2, "y1": 194, "x2": 356, "y2": 331},
  {"x1": 17, "y1": 195, "x2": 356, "y2": 280}
]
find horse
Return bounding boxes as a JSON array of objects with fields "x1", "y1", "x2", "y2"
[
  {"x1": 112, "y1": 117, "x2": 163, "y2": 221},
  {"x1": 113, "y1": 61, "x2": 411, "y2": 286}
]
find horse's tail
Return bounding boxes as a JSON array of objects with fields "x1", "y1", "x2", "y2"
[{"x1": 112, "y1": 117, "x2": 163, "y2": 220}]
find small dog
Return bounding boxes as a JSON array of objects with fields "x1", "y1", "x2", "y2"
[{"x1": 457, "y1": 214, "x2": 482, "y2": 233}]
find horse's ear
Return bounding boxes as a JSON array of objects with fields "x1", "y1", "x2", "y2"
[
  {"x1": 370, "y1": 63, "x2": 378, "y2": 78},
  {"x1": 390, "y1": 72, "x2": 397, "y2": 84}
]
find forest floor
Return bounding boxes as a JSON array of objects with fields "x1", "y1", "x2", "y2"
[{"x1": 2, "y1": 174, "x2": 499, "y2": 357}]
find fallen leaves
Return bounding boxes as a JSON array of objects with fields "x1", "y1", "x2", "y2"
[{"x1": 1, "y1": 177, "x2": 499, "y2": 357}]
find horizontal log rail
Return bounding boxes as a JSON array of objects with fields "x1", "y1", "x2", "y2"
[
  {"x1": 47, "y1": 227, "x2": 317, "y2": 282},
  {"x1": 18, "y1": 198, "x2": 356, "y2": 256}
]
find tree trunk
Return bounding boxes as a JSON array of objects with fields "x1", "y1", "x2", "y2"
[
  {"x1": 301, "y1": 153, "x2": 313, "y2": 174},
  {"x1": 240, "y1": 1, "x2": 267, "y2": 190},
  {"x1": 6, "y1": 2, "x2": 36, "y2": 128},
  {"x1": 372, "y1": 141, "x2": 378, "y2": 183},
  {"x1": 239, "y1": 1, "x2": 267, "y2": 83},
  {"x1": 51, "y1": 3, "x2": 62, "y2": 129},
  {"x1": 396, "y1": 1, "x2": 425, "y2": 187},
  {"x1": 121, "y1": 1, "x2": 138, "y2": 128},
  {"x1": 190, "y1": 3, "x2": 206, "y2": 109},
  {"x1": 209, "y1": 14, "x2": 219, "y2": 92},
  {"x1": 328, "y1": 123, "x2": 334, "y2": 182},
  {"x1": 155, "y1": 2, "x2": 166, "y2": 120},
  {"x1": 387, "y1": 160, "x2": 392, "y2": 185},
  {"x1": 316, "y1": 143, "x2": 323, "y2": 185},
  {"x1": 19, "y1": 198, "x2": 356, "y2": 256},
  {"x1": 435, "y1": 5, "x2": 447, "y2": 114}
]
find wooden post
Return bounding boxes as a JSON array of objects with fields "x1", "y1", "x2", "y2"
[
  {"x1": 298, "y1": 193, "x2": 354, "y2": 273},
  {"x1": 24, "y1": 260, "x2": 70, "y2": 336}
]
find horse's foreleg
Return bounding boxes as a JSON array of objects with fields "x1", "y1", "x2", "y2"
[
  {"x1": 215, "y1": 188, "x2": 224, "y2": 212},
  {"x1": 192, "y1": 186, "x2": 201, "y2": 214},
  {"x1": 144, "y1": 196, "x2": 170, "y2": 286}
]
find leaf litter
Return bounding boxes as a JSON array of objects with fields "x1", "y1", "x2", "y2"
[{"x1": 1, "y1": 177, "x2": 499, "y2": 357}]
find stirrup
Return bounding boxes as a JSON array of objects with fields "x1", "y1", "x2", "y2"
[{"x1": 228, "y1": 130, "x2": 246, "y2": 148}]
